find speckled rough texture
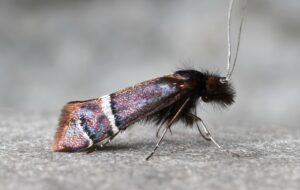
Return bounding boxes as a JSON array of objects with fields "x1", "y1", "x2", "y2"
[{"x1": 0, "y1": 111, "x2": 299, "y2": 190}]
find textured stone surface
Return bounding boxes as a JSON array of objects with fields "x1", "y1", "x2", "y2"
[{"x1": 0, "y1": 111, "x2": 299, "y2": 190}]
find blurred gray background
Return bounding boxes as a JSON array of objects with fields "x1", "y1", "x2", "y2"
[{"x1": 0, "y1": 0, "x2": 300, "y2": 126}]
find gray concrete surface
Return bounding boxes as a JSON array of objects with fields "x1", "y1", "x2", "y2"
[{"x1": 0, "y1": 111, "x2": 299, "y2": 190}]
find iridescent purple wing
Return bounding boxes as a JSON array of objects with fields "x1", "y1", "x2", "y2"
[
  {"x1": 111, "y1": 76, "x2": 187, "y2": 129},
  {"x1": 52, "y1": 74, "x2": 190, "y2": 152}
]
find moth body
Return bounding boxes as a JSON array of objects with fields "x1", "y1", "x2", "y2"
[{"x1": 52, "y1": 70, "x2": 235, "y2": 152}]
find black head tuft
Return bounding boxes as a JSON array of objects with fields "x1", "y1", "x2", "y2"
[
  {"x1": 145, "y1": 69, "x2": 236, "y2": 127},
  {"x1": 201, "y1": 75, "x2": 235, "y2": 107},
  {"x1": 174, "y1": 69, "x2": 236, "y2": 107}
]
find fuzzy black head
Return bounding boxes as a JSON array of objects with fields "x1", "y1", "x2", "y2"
[
  {"x1": 146, "y1": 69, "x2": 235, "y2": 126},
  {"x1": 202, "y1": 75, "x2": 235, "y2": 107},
  {"x1": 175, "y1": 70, "x2": 235, "y2": 107}
]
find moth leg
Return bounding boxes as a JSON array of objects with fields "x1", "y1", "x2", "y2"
[
  {"x1": 188, "y1": 113, "x2": 240, "y2": 158},
  {"x1": 155, "y1": 126, "x2": 162, "y2": 138},
  {"x1": 186, "y1": 113, "x2": 211, "y2": 141},
  {"x1": 146, "y1": 126, "x2": 169, "y2": 160},
  {"x1": 146, "y1": 98, "x2": 191, "y2": 161},
  {"x1": 86, "y1": 144, "x2": 99, "y2": 154},
  {"x1": 86, "y1": 141, "x2": 106, "y2": 154},
  {"x1": 156, "y1": 124, "x2": 173, "y2": 138},
  {"x1": 86, "y1": 132, "x2": 119, "y2": 154},
  {"x1": 102, "y1": 132, "x2": 119, "y2": 146}
]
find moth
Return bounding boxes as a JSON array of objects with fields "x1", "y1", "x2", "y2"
[{"x1": 52, "y1": 0, "x2": 246, "y2": 160}]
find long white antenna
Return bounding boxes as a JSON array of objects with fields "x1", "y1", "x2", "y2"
[
  {"x1": 225, "y1": 0, "x2": 247, "y2": 81},
  {"x1": 226, "y1": 0, "x2": 234, "y2": 79}
]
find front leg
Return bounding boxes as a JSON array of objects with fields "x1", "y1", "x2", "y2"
[
  {"x1": 186, "y1": 113, "x2": 240, "y2": 158},
  {"x1": 186, "y1": 113, "x2": 211, "y2": 141}
]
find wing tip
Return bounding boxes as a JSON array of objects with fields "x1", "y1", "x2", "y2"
[{"x1": 52, "y1": 101, "x2": 94, "y2": 152}]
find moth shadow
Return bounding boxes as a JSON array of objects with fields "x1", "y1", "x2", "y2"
[
  {"x1": 85, "y1": 138, "x2": 265, "y2": 160},
  {"x1": 85, "y1": 141, "x2": 155, "y2": 153}
]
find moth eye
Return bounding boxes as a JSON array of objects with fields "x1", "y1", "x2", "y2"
[
  {"x1": 202, "y1": 96, "x2": 210, "y2": 102},
  {"x1": 219, "y1": 77, "x2": 227, "y2": 84}
]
